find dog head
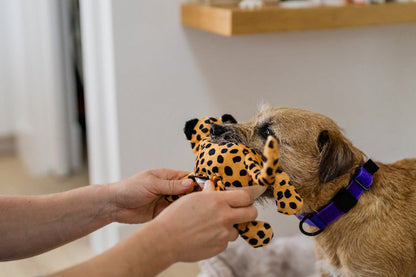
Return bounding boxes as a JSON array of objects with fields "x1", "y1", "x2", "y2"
[{"x1": 211, "y1": 106, "x2": 364, "y2": 212}]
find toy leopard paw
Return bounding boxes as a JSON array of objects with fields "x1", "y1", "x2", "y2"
[
  {"x1": 262, "y1": 136, "x2": 303, "y2": 215},
  {"x1": 274, "y1": 180, "x2": 303, "y2": 215},
  {"x1": 236, "y1": 221, "x2": 274, "y2": 248}
]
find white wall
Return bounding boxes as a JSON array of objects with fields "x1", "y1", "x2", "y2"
[{"x1": 109, "y1": 0, "x2": 416, "y2": 237}]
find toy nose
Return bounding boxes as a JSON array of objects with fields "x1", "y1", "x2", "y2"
[{"x1": 210, "y1": 124, "x2": 227, "y2": 137}]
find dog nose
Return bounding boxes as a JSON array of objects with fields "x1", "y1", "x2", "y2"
[{"x1": 210, "y1": 124, "x2": 227, "y2": 137}]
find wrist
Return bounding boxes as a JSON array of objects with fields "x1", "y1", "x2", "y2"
[
  {"x1": 146, "y1": 219, "x2": 178, "y2": 266},
  {"x1": 97, "y1": 183, "x2": 119, "y2": 224}
]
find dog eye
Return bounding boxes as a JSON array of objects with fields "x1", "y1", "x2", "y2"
[{"x1": 259, "y1": 124, "x2": 274, "y2": 139}]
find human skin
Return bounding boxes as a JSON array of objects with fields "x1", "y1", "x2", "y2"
[{"x1": 0, "y1": 168, "x2": 257, "y2": 276}]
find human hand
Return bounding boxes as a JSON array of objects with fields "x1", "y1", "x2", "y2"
[
  {"x1": 106, "y1": 169, "x2": 195, "y2": 224},
  {"x1": 151, "y1": 180, "x2": 258, "y2": 263}
]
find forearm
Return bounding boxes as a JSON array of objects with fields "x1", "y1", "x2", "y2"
[
  {"x1": 0, "y1": 184, "x2": 115, "y2": 261},
  {"x1": 49, "y1": 220, "x2": 174, "y2": 277}
]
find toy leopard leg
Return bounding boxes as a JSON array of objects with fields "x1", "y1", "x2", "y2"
[
  {"x1": 165, "y1": 173, "x2": 199, "y2": 203},
  {"x1": 235, "y1": 221, "x2": 274, "y2": 248},
  {"x1": 244, "y1": 136, "x2": 279, "y2": 187},
  {"x1": 272, "y1": 173, "x2": 303, "y2": 215}
]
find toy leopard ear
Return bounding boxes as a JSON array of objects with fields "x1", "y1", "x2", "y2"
[
  {"x1": 221, "y1": 114, "x2": 237, "y2": 124},
  {"x1": 184, "y1": 119, "x2": 199, "y2": 140}
]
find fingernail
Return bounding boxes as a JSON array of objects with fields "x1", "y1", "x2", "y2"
[{"x1": 182, "y1": 179, "x2": 194, "y2": 187}]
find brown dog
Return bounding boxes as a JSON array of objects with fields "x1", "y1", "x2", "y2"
[{"x1": 210, "y1": 106, "x2": 416, "y2": 277}]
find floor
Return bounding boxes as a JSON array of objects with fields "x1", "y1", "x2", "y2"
[{"x1": 0, "y1": 153, "x2": 200, "y2": 277}]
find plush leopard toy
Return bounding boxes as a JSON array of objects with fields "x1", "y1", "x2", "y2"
[{"x1": 166, "y1": 115, "x2": 303, "y2": 248}]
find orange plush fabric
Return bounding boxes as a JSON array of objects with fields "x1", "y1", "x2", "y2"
[{"x1": 167, "y1": 115, "x2": 303, "y2": 247}]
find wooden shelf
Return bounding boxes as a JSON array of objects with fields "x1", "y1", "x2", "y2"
[{"x1": 181, "y1": 2, "x2": 416, "y2": 35}]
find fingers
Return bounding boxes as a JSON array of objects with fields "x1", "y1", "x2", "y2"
[
  {"x1": 222, "y1": 190, "x2": 254, "y2": 208},
  {"x1": 149, "y1": 168, "x2": 194, "y2": 195},
  {"x1": 228, "y1": 205, "x2": 258, "y2": 224},
  {"x1": 160, "y1": 178, "x2": 194, "y2": 195},
  {"x1": 150, "y1": 168, "x2": 190, "y2": 180}
]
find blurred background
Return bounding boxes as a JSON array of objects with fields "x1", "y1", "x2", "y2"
[{"x1": 1, "y1": 0, "x2": 416, "y2": 276}]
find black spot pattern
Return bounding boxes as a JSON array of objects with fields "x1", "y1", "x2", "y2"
[
  {"x1": 296, "y1": 196, "x2": 302, "y2": 202},
  {"x1": 230, "y1": 149, "x2": 238, "y2": 154},
  {"x1": 280, "y1": 180, "x2": 286, "y2": 186},
  {"x1": 207, "y1": 160, "x2": 213, "y2": 166},
  {"x1": 266, "y1": 167, "x2": 273, "y2": 176},
  {"x1": 289, "y1": 202, "x2": 297, "y2": 209},
  {"x1": 277, "y1": 191, "x2": 283, "y2": 200},
  {"x1": 227, "y1": 143, "x2": 234, "y2": 148},
  {"x1": 199, "y1": 152, "x2": 204, "y2": 158},
  {"x1": 284, "y1": 189, "x2": 292, "y2": 199},
  {"x1": 212, "y1": 166, "x2": 219, "y2": 173},
  {"x1": 221, "y1": 148, "x2": 228, "y2": 154},
  {"x1": 252, "y1": 221, "x2": 258, "y2": 226},
  {"x1": 217, "y1": 155, "x2": 224, "y2": 163},
  {"x1": 191, "y1": 142, "x2": 195, "y2": 149},
  {"x1": 243, "y1": 150, "x2": 249, "y2": 155},
  {"x1": 280, "y1": 202, "x2": 286, "y2": 209},
  {"x1": 201, "y1": 128, "x2": 209, "y2": 133},
  {"x1": 232, "y1": 180, "x2": 242, "y2": 187},
  {"x1": 233, "y1": 156, "x2": 242, "y2": 163},
  {"x1": 209, "y1": 149, "x2": 216, "y2": 156},
  {"x1": 206, "y1": 143, "x2": 212, "y2": 148},
  {"x1": 196, "y1": 135, "x2": 201, "y2": 140},
  {"x1": 249, "y1": 164, "x2": 256, "y2": 170},
  {"x1": 200, "y1": 159, "x2": 205, "y2": 165},
  {"x1": 257, "y1": 231, "x2": 265, "y2": 238},
  {"x1": 268, "y1": 140, "x2": 274, "y2": 148},
  {"x1": 263, "y1": 238, "x2": 270, "y2": 244},
  {"x1": 264, "y1": 223, "x2": 271, "y2": 229},
  {"x1": 273, "y1": 159, "x2": 279, "y2": 166},
  {"x1": 224, "y1": 166, "x2": 233, "y2": 176},
  {"x1": 240, "y1": 169, "x2": 247, "y2": 176}
]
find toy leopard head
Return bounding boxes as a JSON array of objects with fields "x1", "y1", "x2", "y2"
[
  {"x1": 166, "y1": 115, "x2": 303, "y2": 248},
  {"x1": 184, "y1": 114, "x2": 237, "y2": 155}
]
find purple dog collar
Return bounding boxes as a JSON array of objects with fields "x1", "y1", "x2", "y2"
[{"x1": 297, "y1": 159, "x2": 379, "y2": 236}]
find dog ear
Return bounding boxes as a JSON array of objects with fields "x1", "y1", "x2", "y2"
[
  {"x1": 184, "y1": 119, "x2": 199, "y2": 140},
  {"x1": 221, "y1": 114, "x2": 237, "y2": 124},
  {"x1": 318, "y1": 130, "x2": 354, "y2": 183}
]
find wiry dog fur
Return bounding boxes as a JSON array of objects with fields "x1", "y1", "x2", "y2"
[{"x1": 210, "y1": 106, "x2": 416, "y2": 277}]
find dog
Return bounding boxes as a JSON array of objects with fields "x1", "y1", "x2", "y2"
[{"x1": 210, "y1": 106, "x2": 416, "y2": 277}]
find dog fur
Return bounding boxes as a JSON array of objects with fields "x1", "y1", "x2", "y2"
[{"x1": 210, "y1": 106, "x2": 416, "y2": 277}]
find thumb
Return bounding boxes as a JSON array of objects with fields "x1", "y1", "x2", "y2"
[
  {"x1": 203, "y1": 180, "x2": 216, "y2": 192},
  {"x1": 156, "y1": 178, "x2": 195, "y2": 195}
]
